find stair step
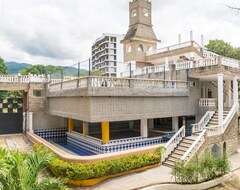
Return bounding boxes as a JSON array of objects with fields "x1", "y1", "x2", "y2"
[
  {"x1": 168, "y1": 156, "x2": 180, "y2": 162},
  {"x1": 163, "y1": 162, "x2": 174, "y2": 168},
  {"x1": 176, "y1": 146, "x2": 189, "y2": 151},
  {"x1": 174, "y1": 150, "x2": 185, "y2": 155},
  {"x1": 179, "y1": 142, "x2": 191, "y2": 148},
  {"x1": 182, "y1": 139, "x2": 195, "y2": 144},
  {"x1": 171, "y1": 153, "x2": 183, "y2": 159}
]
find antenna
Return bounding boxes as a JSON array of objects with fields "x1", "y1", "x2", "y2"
[{"x1": 190, "y1": 31, "x2": 193, "y2": 41}]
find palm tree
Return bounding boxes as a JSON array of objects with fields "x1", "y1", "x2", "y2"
[{"x1": 0, "y1": 147, "x2": 68, "y2": 190}]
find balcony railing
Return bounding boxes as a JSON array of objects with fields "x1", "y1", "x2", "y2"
[{"x1": 199, "y1": 98, "x2": 217, "y2": 107}]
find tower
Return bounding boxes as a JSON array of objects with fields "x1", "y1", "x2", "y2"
[{"x1": 121, "y1": 0, "x2": 159, "y2": 63}]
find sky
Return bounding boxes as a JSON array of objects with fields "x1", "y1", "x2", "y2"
[{"x1": 0, "y1": 0, "x2": 240, "y2": 67}]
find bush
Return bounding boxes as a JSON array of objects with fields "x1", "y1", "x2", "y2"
[
  {"x1": 171, "y1": 154, "x2": 230, "y2": 184},
  {"x1": 34, "y1": 144, "x2": 162, "y2": 181}
]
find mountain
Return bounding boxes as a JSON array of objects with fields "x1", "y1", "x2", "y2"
[
  {"x1": 5, "y1": 62, "x2": 87, "y2": 76},
  {"x1": 5, "y1": 62, "x2": 32, "y2": 74}
]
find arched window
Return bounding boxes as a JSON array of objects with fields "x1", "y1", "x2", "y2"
[
  {"x1": 138, "y1": 44, "x2": 144, "y2": 52},
  {"x1": 143, "y1": 8, "x2": 148, "y2": 17},
  {"x1": 147, "y1": 45, "x2": 153, "y2": 52},
  {"x1": 131, "y1": 9, "x2": 137, "y2": 17},
  {"x1": 126, "y1": 44, "x2": 132, "y2": 53}
]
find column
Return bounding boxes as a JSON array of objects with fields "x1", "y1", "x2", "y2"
[
  {"x1": 141, "y1": 119, "x2": 148, "y2": 138},
  {"x1": 233, "y1": 76, "x2": 239, "y2": 105},
  {"x1": 129, "y1": 121, "x2": 134, "y2": 130},
  {"x1": 225, "y1": 80, "x2": 232, "y2": 107},
  {"x1": 68, "y1": 118, "x2": 73, "y2": 132},
  {"x1": 101, "y1": 122, "x2": 110, "y2": 143},
  {"x1": 202, "y1": 85, "x2": 206, "y2": 98},
  {"x1": 148, "y1": 119, "x2": 154, "y2": 130},
  {"x1": 82, "y1": 121, "x2": 89, "y2": 137},
  {"x1": 28, "y1": 112, "x2": 33, "y2": 133},
  {"x1": 172, "y1": 117, "x2": 178, "y2": 132},
  {"x1": 217, "y1": 73, "x2": 224, "y2": 127}
]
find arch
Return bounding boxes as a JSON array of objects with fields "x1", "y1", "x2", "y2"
[
  {"x1": 212, "y1": 144, "x2": 221, "y2": 159},
  {"x1": 143, "y1": 8, "x2": 149, "y2": 17},
  {"x1": 131, "y1": 9, "x2": 137, "y2": 17},
  {"x1": 147, "y1": 45, "x2": 153, "y2": 52},
  {"x1": 126, "y1": 44, "x2": 132, "y2": 53},
  {"x1": 138, "y1": 44, "x2": 144, "y2": 52}
]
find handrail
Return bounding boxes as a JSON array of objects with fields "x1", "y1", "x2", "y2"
[
  {"x1": 162, "y1": 126, "x2": 185, "y2": 162},
  {"x1": 222, "y1": 102, "x2": 238, "y2": 133},
  {"x1": 181, "y1": 129, "x2": 207, "y2": 162},
  {"x1": 191, "y1": 111, "x2": 215, "y2": 133}
]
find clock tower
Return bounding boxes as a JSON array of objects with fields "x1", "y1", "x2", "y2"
[{"x1": 121, "y1": 0, "x2": 159, "y2": 63}]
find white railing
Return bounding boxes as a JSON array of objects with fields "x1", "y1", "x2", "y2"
[
  {"x1": 221, "y1": 57, "x2": 239, "y2": 69},
  {"x1": 222, "y1": 102, "x2": 238, "y2": 133},
  {"x1": 162, "y1": 126, "x2": 185, "y2": 162},
  {"x1": 203, "y1": 49, "x2": 219, "y2": 58},
  {"x1": 146, "y1": 41, "x2": 200, "y2": 56},
  {"x1": 0, "y1": 74, "x2": 48, "y2": 83},
  {"x1": 191, "y1": 111, "x2": 215, "y2": 133},
  {"x1": 175, "y1": 61, "x2": 193, "y2": 70},
  {"x1": 195, "y1": 58, "x2": 218, "y2": 68},
  {"x1": 199, "y1": 98, "x2": 217, "y2": 107},
  {"x1": 181, "y1": 129, "x2": 207, "y2": 163}
]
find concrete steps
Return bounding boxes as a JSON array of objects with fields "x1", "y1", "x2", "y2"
[{"x1": 163, "y1": 135, "x2": 198, "y2": 168}]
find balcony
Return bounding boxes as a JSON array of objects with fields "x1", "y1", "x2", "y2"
[{"x1": 199, "y1": 98, "x2": 217, "y2": 107}]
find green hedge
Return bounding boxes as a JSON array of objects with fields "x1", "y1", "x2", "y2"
[{"x1": 34, "y1": 144, "x2": 162, "y2": 181}]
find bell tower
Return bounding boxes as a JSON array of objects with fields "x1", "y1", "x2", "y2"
[{"x1": 121, "y1": 0, "x2": 159, "y2": 63}]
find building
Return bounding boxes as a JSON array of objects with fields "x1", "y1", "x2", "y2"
[
  {"x1": 1, "y1": 0, "x2": 239, "y2": 169},
  {"x1": 92, "y1": 33, "x2": 124, "y2": 77}
]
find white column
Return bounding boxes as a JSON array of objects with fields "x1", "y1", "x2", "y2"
[
  {"x1": 22, "y1": 112, "x2": 26, "y2": 133},
  {"x1": 203, "y1": 85, "x2": 206, "y2": 98},
  {"x1": 172, "y1": 117, "x2": 178, "y2": 132},
  {"x1": 233, "y1": 77, "x2": 238, "y2": 105},
  {"x1": 225, "y1": 80, "x2": 232, "y2": 107},
  {"x1": 28, "y1": 112, "x2": 33, "y2": 133},
  {"x1": 148, "y1": 119, "x2": 154, "y2": 130},
  {"x1": 141, "y1": 119, "x2": 148, "y2": 138},
  {"x1": 217, "y1": 73, "x2": 224, "y2": 127}
]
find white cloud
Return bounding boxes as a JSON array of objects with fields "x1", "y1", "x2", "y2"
[{"x1": 0, "y1": 0, "x2": 240, "y2": 66}]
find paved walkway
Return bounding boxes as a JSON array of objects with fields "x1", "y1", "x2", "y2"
[{"x1": 0, "y1": 134, "x2": 32, "y2": 153}]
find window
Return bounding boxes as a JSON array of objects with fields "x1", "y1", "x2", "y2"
[
  {"x1": 138, "y1": 44, "x2": 144, "y2": 52},
  {"x1": 33, "y1": 90, "x2": 41, "y2": 97},
  {"x1": 143, "y1": 8, "x2": 148, "y2": 17},
  {"x1": 131, "y1": 9, "x2": 137, "y2": 17},
  {"x1": 147, "y1": 46, "x2": 153, "y2": 52},
  {"x1": 126, "y1": 44, "x2": 132, "y2": 53}
]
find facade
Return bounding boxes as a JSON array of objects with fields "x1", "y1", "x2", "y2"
[
  {"x1": 92, "y1": 33, "x2": 124, "y2": 77},
  {"x1": 1, "y1": 0, "x2": 239, "y2": 167}
]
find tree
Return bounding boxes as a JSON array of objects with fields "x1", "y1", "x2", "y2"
[
  {"x1": 0, "y1": 147, "x2": 68, "y2": 190},
  {"x1": 20, "y1": 65, "x2": 61, "y2": 75},
  {"x1": 205, "y1": 40, "x2": 240, "y2": 60},
  {"x1": 0, "y1": 57, "x2": 8, "y2": 74}
]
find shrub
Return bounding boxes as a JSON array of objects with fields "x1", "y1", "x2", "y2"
[
  {"x1": 34, "y1": 144, "x2": 162, "y2": 181},
  {"x1": 171, "y1": 154, "x2": 230, "y2": 184}
]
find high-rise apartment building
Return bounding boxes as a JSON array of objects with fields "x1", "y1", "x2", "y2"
[{"x1": 92, "y1": 33, "x2": 124, "y2": 77}]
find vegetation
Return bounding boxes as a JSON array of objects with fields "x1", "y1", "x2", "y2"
[
  {"x1": 171, "y1": 154, "x2": 230, "y2": 184},
  {"x1": 34, "y1": 144, "x2": 162, "y2": 181},
  {"x1": 5, "y1": 62, "x2": 32, "y2": 74},
  {"x1": 0, "y1": 57, "x2": 7, "y2": 74},
  {"x1": 0, "y1": 147, "x2": 68, "y2": 190},
  {"x1": 206, "y1": 40, "x2": 240, "y2": 60},
  {"x1": 20, "y1": 64, "x2": 62, "y2": 75}
]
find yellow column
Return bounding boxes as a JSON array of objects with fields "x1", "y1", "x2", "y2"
[
  {"x1": 101, "y1": 122, "x2": 110, "y2": 143},
  {"x1": 83, "y1": 121, "x2": 89, "y2": 137},
  {"x1": 68, "y1": 118, "x2": 73, "y2": 132}
]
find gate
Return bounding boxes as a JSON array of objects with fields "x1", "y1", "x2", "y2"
[{"x1": 0, "y1": 98, "x2": 23, "y2": 134}]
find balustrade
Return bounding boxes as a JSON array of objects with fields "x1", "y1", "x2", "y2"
[{"x1": 199, "y1": 98, "x2": 217, "y2": 107}]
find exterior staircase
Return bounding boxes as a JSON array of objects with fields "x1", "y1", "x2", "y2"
[
  {"x1": 163, "y1": 133, "x2": 200, "y2": 167},
  {"x1": 206, "y1": 110, "x2": 229, "y2": 127},
  {"x1": 163, "y1": 109, "x2": 231, "y2": 168}
]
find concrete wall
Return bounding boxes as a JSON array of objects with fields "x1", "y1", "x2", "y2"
[
  {"x1": 33, "y1": 112, "x2": 66, "y2": 130},
  {"x1": 47, "y1": 81, "x2": 199, "y2": 122}
]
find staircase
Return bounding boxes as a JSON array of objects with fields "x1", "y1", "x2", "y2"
[
  {"x1": 163, "y1": 109, "x2": 231, "y2": 168},
  {"x1": 163, "y1": 133, "x2": 200, "y2": 167},
  {"x1": 206, "y1": 110, "x2": 229, "y2": 127}
]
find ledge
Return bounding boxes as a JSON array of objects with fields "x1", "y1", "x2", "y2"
[{"x1": 141, "y1": 173, "x2": 232, "y2": 190}]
